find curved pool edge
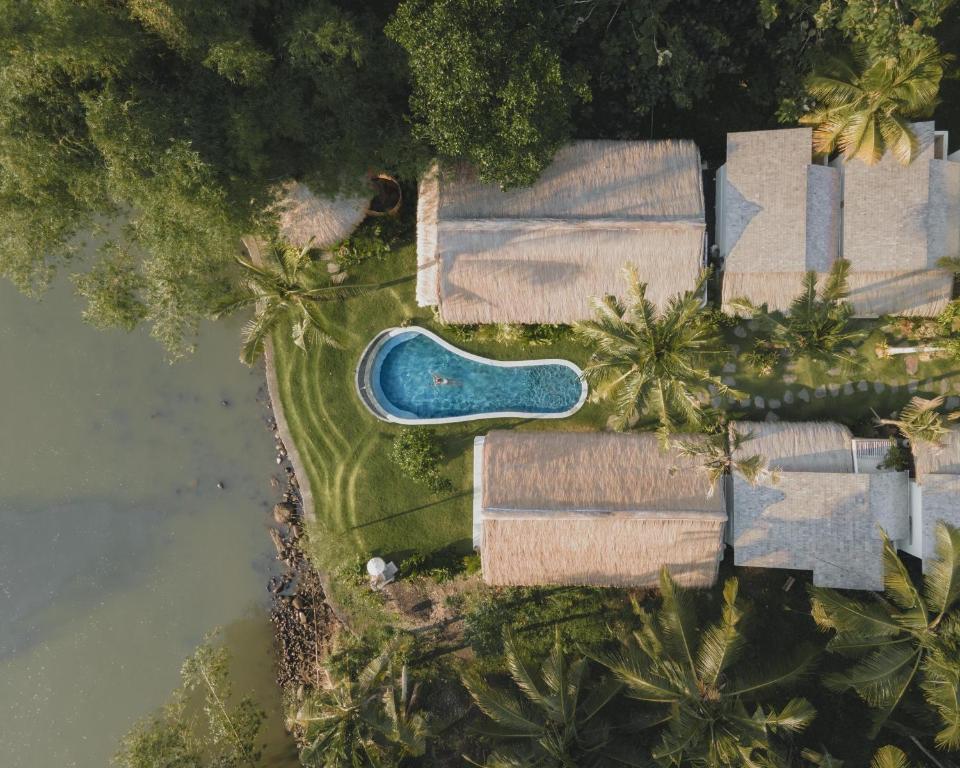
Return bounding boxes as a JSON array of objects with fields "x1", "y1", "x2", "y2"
[{"x1": 354, "y1": 326, "x2": 588, "y2": 425}]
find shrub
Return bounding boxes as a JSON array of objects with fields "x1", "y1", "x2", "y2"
[
  {"x1": 744, "y1": 342, "x2": 780, "y2": 375},
  {"x1": 391, "y1": 427, "x2": 453, "y2": 494},
  {"x1": 402, "y1": 551, "x2": 428, "y2": 576},
  {"x1": 334, "y1": 216, "x2": 411, "y2": 269},
  {"x1": 461, "y1": 553, "x2": 481, "y2": 576},
  {"x1": 879, "y1": 442, "x2": 911, "y2": 472}
]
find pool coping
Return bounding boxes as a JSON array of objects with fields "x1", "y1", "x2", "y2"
[{"x1": 354, "y1": 325, "x2": 588, "y2": 425}]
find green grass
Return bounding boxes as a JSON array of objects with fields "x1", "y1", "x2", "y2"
[
  {"x1": 723, "y1": 321, "x2": 960, "y2": 429},
  {"x1": 271, "y1": 244, "x2": 960, "y2": 588},
  {"x1": 270, "y1": 244, "x2": 608, "y2": 582}
]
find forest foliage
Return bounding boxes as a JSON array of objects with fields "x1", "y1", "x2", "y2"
[{"x1": 0, "y1": 0, "x2": 955, "y2": 355}]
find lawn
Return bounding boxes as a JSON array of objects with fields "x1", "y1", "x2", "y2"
[
  {"x1": 271, "y1": 239, "x2": 960, "y2": 584},
  {"x1": 269, "y1": 243, "x2": 609, "y2": 583}
]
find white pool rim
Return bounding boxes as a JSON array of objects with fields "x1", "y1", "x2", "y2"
[{"x1": 354, "y1": 326, "x2": 588, "y2": 425}]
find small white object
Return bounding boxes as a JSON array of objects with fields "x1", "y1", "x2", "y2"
[{"x1": 367, "y1": 557, "x2": 386, "y2": 578}]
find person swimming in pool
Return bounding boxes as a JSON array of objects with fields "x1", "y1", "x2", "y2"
[{"x1": 431, "y1": 372, "x2": 457, "y2": 386}]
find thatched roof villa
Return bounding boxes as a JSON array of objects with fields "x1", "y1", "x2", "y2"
[
  {"x1": 717, "y1": 123, "x2": 959, "y2": 317},
  {"x1": 908, "y1": 426, "x2": 960, "y2": 570},
  {"x1": 472, "y1": 430, "x2": 726, "y2": 588},
  {"x1": 417, "y1": 140, "x2": 707, "y2": 324},
  {"x1": 274, "y1": 180, "x2": 369, "y2": 250},
  {"x1": 728, "y1": 421, "x2": 910, "y2": 591}
]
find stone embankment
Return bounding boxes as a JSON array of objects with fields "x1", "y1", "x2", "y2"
[{"x1": 257, "y1": 387, "x2": 339, "y2": 695}]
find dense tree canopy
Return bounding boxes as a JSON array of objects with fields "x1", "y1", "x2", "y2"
[
  {"x1": 0, "y1": 0, "x2": 955, "y2": 355},
  {"x1": 387, "y1": 0, "x2": 587, "y2": 189},
  {"x1": 0, "y1": 0, "x2": 416, "y2": 356}
]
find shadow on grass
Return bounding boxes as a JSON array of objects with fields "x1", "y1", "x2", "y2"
[{"x1": 348, "y1": 489, "x2": 472, "y2": 531}]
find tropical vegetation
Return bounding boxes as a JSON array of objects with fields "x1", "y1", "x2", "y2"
[
  {"x1": 809, "y1": 522, "x2": 960, "y2": 748},
  {"x1": 595, "y1": 568, "x2": 817, "y2": 767},
  {"x1": 876, "y1": 395, "x2": 958, "y2": 446},
  {"x1": 575, "y1": 269, "x2": 740, "y2": 438},
  {"x1": 800, "y1": 39, "x2": 949, "y2": 164},
  {"x1": 672, "y1": 424, "x2": 776, "y2": 494},
  {"x1": 290, "y1": 644, "x2": 428, "y2": 767},
  {"x1": 217, "y1": 241, "x2": 383, "y2": 366},
  {"x1": 115, "y1": 636, "x2": 265, "y2": 768},
  {"x1": 463, "y1": 629, "x2": 622, "y2": 767},
  {"x1": 731, "y1": 259, "x2": 865, "y2": 368}
]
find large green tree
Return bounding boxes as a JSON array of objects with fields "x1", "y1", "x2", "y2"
[
  {"x1": 731, "y1": 259, "x2": 865, "y2": 368},
  {"x1": 217, "y1": 240, "x2": 388, "y2": 366},
  {"x1": 387, "y1": 0, "x2": 587, "y2": 189},
  {"x1": 0, "y1": 0, "x2": 417, "y2": 357}
]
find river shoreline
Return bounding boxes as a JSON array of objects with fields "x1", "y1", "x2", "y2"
[{"x1": 257, "y1": 363, "x2": 343, "y2": 706}]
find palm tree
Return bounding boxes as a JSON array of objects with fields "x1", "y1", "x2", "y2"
[
  {"x1": 574, "y1": 268, "x2": 741, "y2": 439},
  {"x1": 804, "y1": 745, "x2": 914, "y2": 767},
  {"x1": 875, "y1": 395, "x2": 958, "y2": 447},
  {"x1": 809, "y1": 522, "x2": 960, "y2": 749},
  {"x1": 216, "y1": 240, "x2": 384, "y2": 365},
  {"x1": 290, "y1": 647, "x2": 428, "y2": 768},
  {"x1": 595, "y1": 569, "x2": 816, "y2": 767},
  {"x1": 462, "y1": 629, "x2": 622, "y2": 767},
  {"x1": 799, "y1": 40, "x2": 949, "y2": 165},
  {"x1": 730, "y1": 259, "x2": 864, "y2": 368},
  {"x1": 671, "y1": 425, "x2": 778, "y2": 497}
]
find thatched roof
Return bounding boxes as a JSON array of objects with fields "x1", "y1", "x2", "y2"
[
  {"x1": 914, "y1": 425, "x2": 960, "y2": 478},
  {"x1": 732, "y1": 421, "x2": 854, "y2": 473},
  {"x1": 417, "y1": 140, "x2": 707, "y2": 322},
  {"x1": 476, "y1": 430, "x2": 726, "y2": 588},
  {"x1": 719, "y1": 128, "x2": 840, "y2": 312},
  {"x1": 275, "y1": 180, "x2": 369, "y2": 250},
  {"x1": 718, "y1": 123, "x2": 959, "y2": 317},
  {"x1": 729, "y1": 421, "x2": 909, "y2": 590}
]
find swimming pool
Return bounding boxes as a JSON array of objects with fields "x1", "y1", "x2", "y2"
[{"x1": 356, "y1": 327, "x2": 587, "y2": 424}]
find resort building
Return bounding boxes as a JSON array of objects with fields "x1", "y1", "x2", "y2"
[
  {"x1": 471, "y1": 430, "x2": 727, "y2": 588},
  {"x1": 417, "y1": 140, "x2": 707, "y2": 324},
  {"x1": 717, "y1": 123, "x2": 960, "y2": 317},
  {"x1": 727, "y1": 421, "x2": 910, "y2": 591},
  {"x1": 904, "y1": 425, "x2": 960, "y2": 570}
]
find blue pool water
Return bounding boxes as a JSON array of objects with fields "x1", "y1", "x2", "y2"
[{"x1": 368, "y1": 331, "x2": 584, "y2": 421}]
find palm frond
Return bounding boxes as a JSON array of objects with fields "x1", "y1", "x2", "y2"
[
  {"x1": 696, "y1": 577, "x2": 746, "y2": 685},
  {"x1": 871, "y1": 746, "x2": 911, "y2": 768},
  {"x1": 924, "y1": 521, "x2": 960, "y2": 621}
]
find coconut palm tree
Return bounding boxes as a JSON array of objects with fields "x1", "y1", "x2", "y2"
[
  {"x1": 799, "y1": 40, "x2": 949, "y2": 165},
  {"x1": 462, "y1": 629, "x2": 622, "y2": 768},
  {"x1": 804, "y1": 745, "x2": 914, "y2": 768},
  {"x1": 594, "y1": 569, "x2": 817, "y2": 767},
  {"x1": 290, "y1": 647, "x2": 428, "y2": 768},
  {"x1": 216, "y1": 240, "x2": 385, "y2": 365},
  {"x1": 574, "y1": 268, "x2": 741, "y2": 439},
  {"x1": 876, "y1": 395, "x2": 958, "y2": 447},
  {"x1": 671, "y1": 425, "x2": 778, "y2": 497},
  {"x1": 730, "y1": 259, "x2": 864, "y2": 368},
  {"x1": 809, "y1": 522, "x2": 960, "y2": 749}
]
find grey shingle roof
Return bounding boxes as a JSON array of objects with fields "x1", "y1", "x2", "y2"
[{"x1": 729, "y1": 421, "x2": 909, "y2": 590}]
